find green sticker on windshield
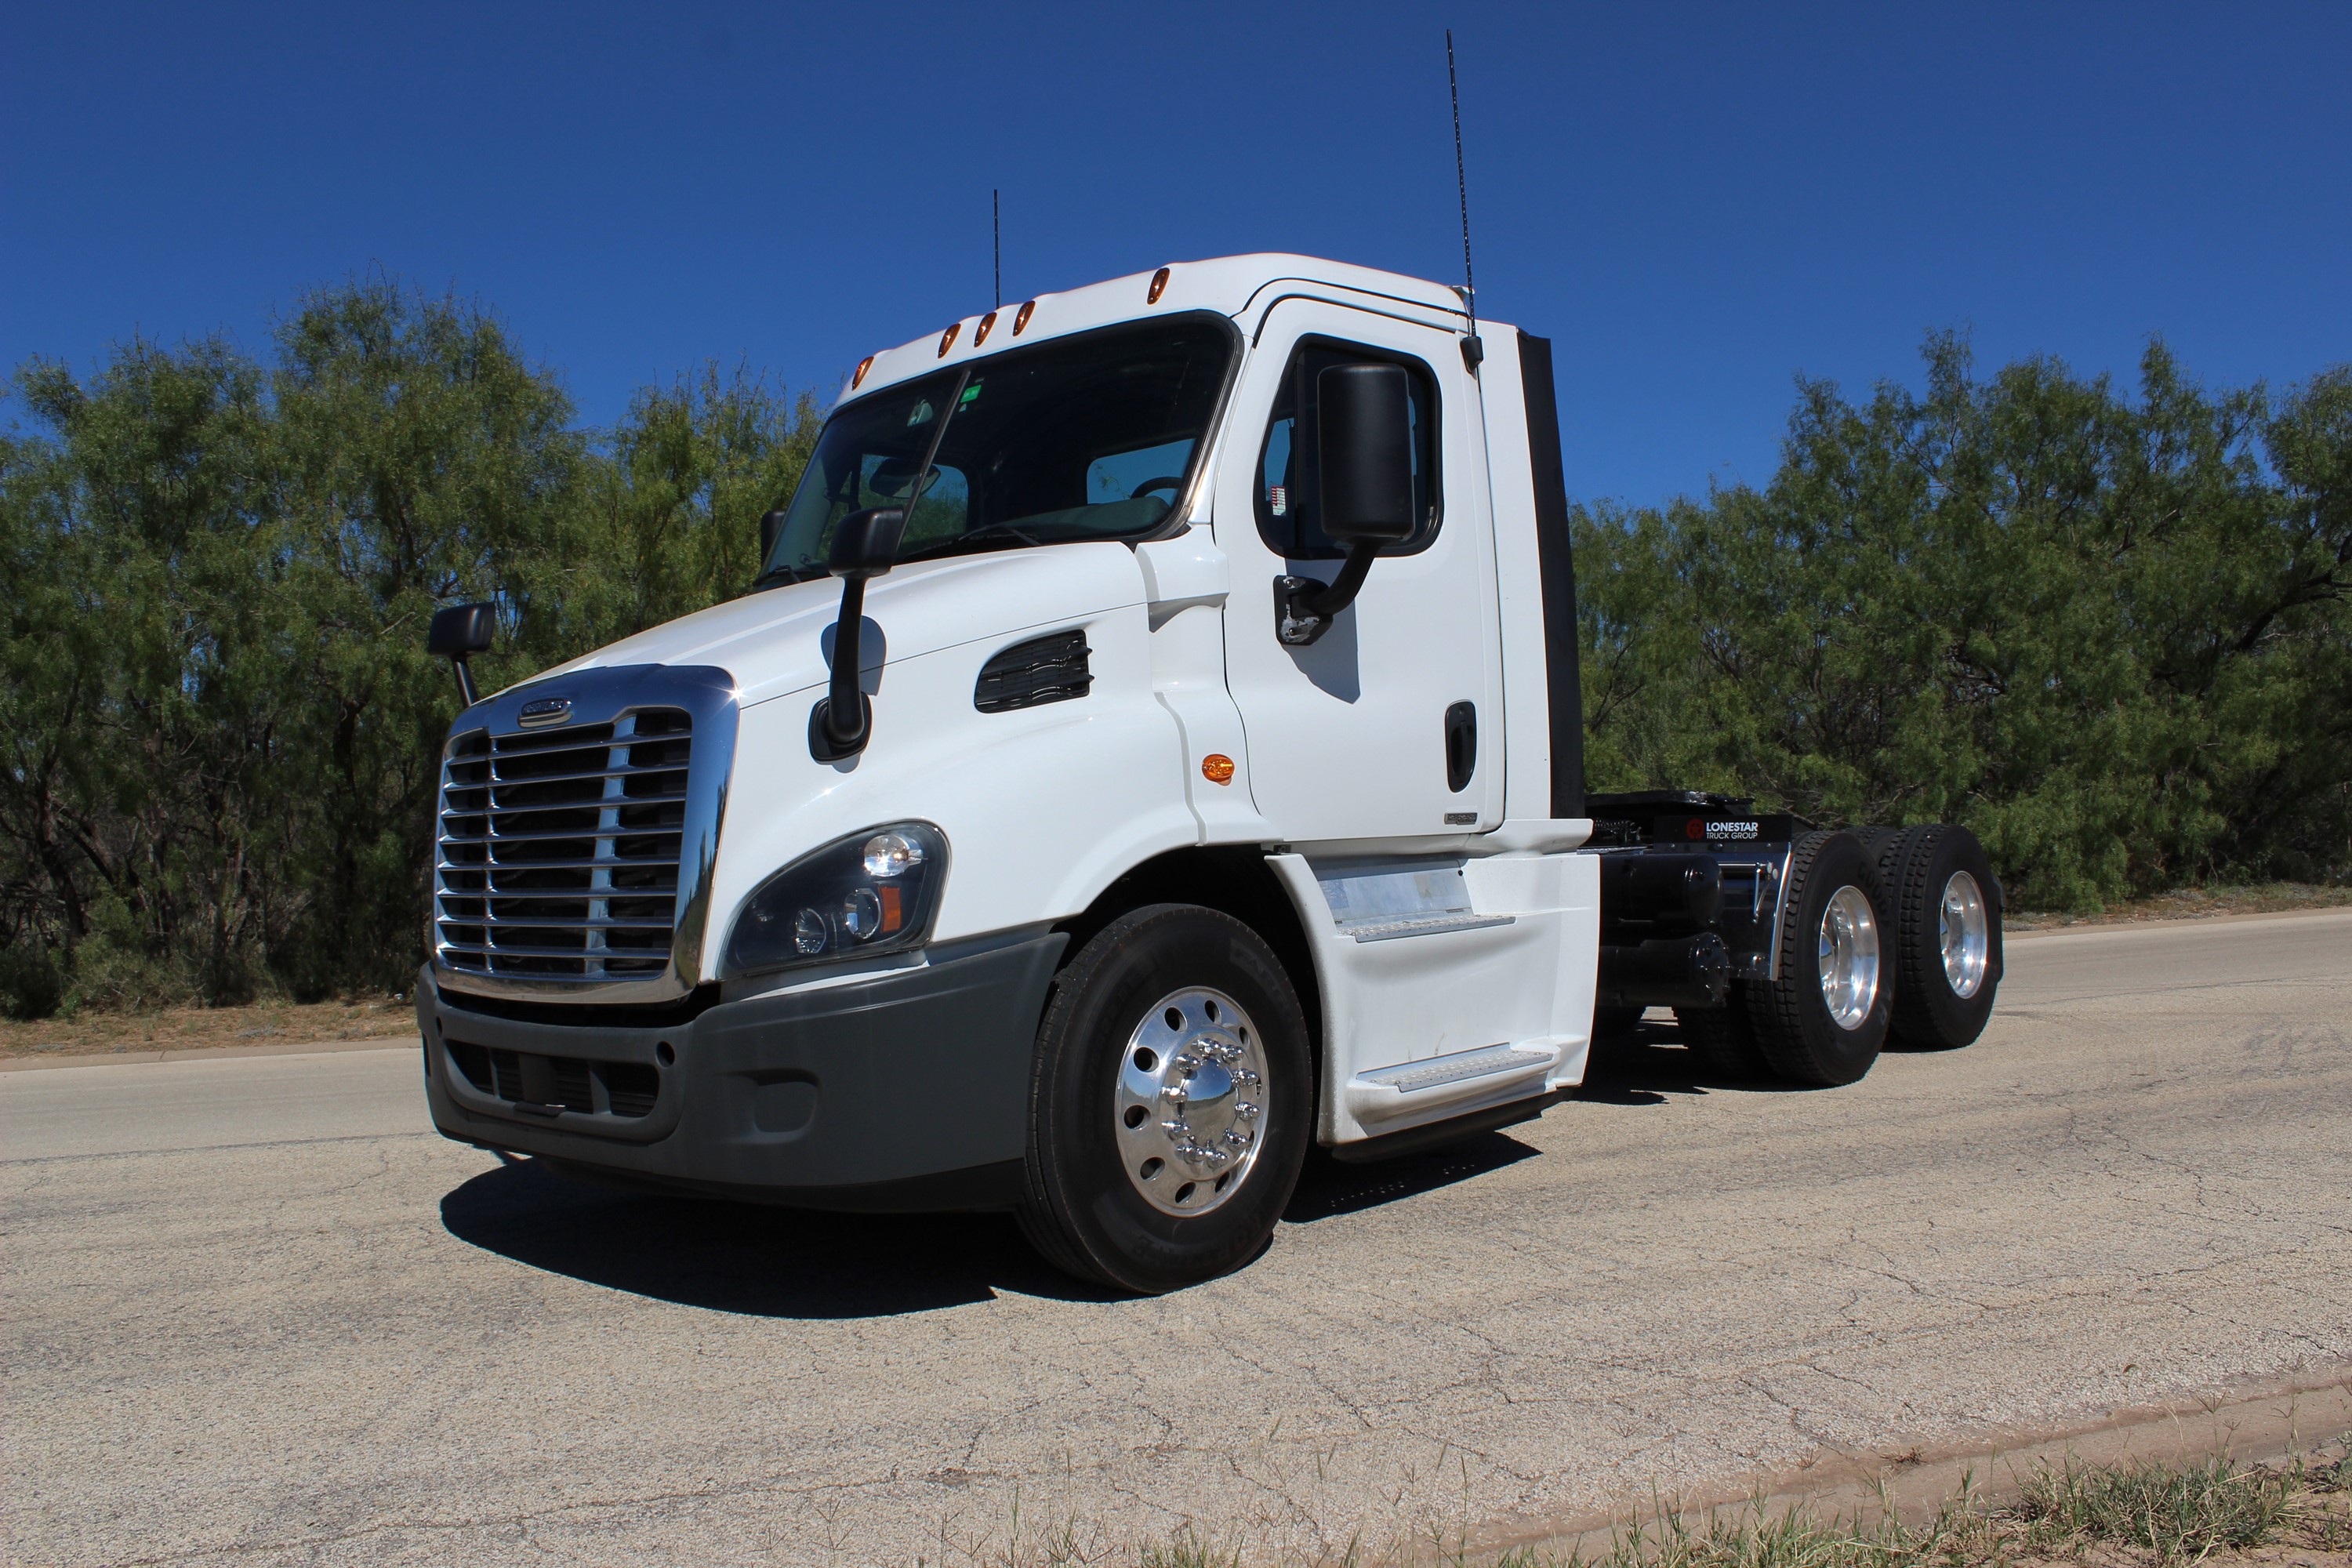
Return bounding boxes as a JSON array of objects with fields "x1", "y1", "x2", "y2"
[{"x1": 959, "y1": 382, "x2": 984, "y2": 406}]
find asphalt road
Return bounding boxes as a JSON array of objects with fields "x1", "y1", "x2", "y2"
[{"x1": 6, "y1": 912, "x2": 2349, "y2": 1566}]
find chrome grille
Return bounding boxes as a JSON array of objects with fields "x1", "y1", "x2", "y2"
[{"x1": 435, "y1": 709, "x2": 693, "y2": 983}]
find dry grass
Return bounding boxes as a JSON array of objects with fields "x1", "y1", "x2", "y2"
[
  {"x1": 1104, "y1": 1450, "x2": 2352, "y2": 1568},
  {"x1": 0, "y1": 994, "x2": 413, "y2": 1060},
  {"x1": 2007, "y1": 882, "x2": 2352, "y2": 932},
  {"x1": 1479, "y1": 1451, "x2": 2351, "y2": 1568}
]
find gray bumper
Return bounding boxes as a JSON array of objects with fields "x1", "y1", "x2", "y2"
[{"x1": 418, "y1": 934, "x2": 1067, "y2": 1211}]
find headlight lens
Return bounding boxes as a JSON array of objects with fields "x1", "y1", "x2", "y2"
[{"x1": 725, "y1": 822, "x2": 949, "y2": 976}]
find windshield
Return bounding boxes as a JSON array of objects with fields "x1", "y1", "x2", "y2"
[{"x1": 757, "y1": 317, "x2": 1232, "y2": 584}]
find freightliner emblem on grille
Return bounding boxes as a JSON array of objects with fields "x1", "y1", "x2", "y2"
[{"x1": 517, "y1": 696, "x2": 574, "y2": 728}]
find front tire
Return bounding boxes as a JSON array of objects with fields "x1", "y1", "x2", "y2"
[
  {"x1": 1017, "y1": 905, "x2": 1312, "y2": 1293},
  {"x1": 1745, "y1": 830, "x2": 1893, "y2": 1086}
]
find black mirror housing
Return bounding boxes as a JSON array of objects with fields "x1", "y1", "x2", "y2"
[
  {"x1": 1274, "y1": 364, "x2": 1415, "y2": 646},
  {"x1": 426, "y1": 601, "x2": 495, "y2": 707},
  {"x1": 808, "y1": 507, "x2": 906, "y2": 762},
  {"x1": 426, "y1": 602, "x2": 496, "y2": 659},
  {"x1": 828, "y1": 506, "x2": 908, "y2": 581},
  {"x1": 758, "y1": 509, "x2": 785, "y2": 568},
  {"x1": 1315, "y1": 362, "x2": 1415, "y2": 545}
]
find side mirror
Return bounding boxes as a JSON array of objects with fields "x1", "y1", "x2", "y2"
[
  {"x1": 758, "y1": 509, "x2": 785, "y2": 568},
  {"x1": 1316, "y1": 362, "x2": 1416, "y2": 545},
  {"x1": 426, "y1": 601, "x2": 495, "y2": 707},
  {"x1": 1275, "y1": 362, "x2": 1414, "y2": 645},
  {"x1": 809, "y1": 506, "x2": 908, "y2": 761}
]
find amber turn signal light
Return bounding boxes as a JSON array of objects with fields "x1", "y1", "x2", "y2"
[{"x1": 1200, "y1": 753, "x2": 1235, "y2": 785}]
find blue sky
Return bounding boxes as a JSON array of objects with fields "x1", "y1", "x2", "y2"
[{"x1": 5, "y1": 1, "x2": 2347, "y2": 508}]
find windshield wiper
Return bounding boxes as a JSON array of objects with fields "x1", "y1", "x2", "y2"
[{"x1": 896, "y1": 521, "x2": 1044, "y2": 564}]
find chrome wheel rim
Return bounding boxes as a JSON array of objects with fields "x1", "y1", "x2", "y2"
[
  {"x1": 1817, "y1": 884, "x2": 1882, "y2": 1031},
  {"x1": 1116, "y1": 987, "x2": 1269, "y2": 1217},
  {"x1": 1939, "y1": 870, "x2": 1990, "y2": 999}
]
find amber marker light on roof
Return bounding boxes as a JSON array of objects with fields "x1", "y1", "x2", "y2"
[
  {"x1": 1013, "y1": 299, "x2": 1036, "y2": 335},
  {"x1": 1201, "y1": 753, "x2": 1235, "y2": 785},
  {"x1": 1148, "y1": 267, "x2": 1171, "y2": 303},
  {"x1": 851, "y1": 354, "x2": 876, "y2": 390},
  {"x1": 937, "y1": 323, "x2": 961, "y2": 357},
  {"x1": 975, "y1": 310, "x2": 998, "y2": 346}
]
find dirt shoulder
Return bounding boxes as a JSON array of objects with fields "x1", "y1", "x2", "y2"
[
  {"x1": 2007, "y1": 882, "x2": 2350, "y2": 933},
  {"x1": 5, "y1": 884, "x2": 2341, "y2": 1065},
  {"x1": 1478, "y1": 1374, "x2": 2352, "y2": 1567},
  {"x1": 0, "y1": 996, "x2": 415, "y2": 1063}
]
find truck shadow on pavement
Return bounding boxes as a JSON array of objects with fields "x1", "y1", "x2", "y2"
[
  {"x1": 441, "y1": 1134, "x2": 1551, "y2": 1315},
  {"x1": 439, "y1": 1156, "x2": 1111, "y2": 1318},
  {"x1": 1282, "y1": 1134, "x2": 1541, "y2": 1221},
  {"x1": 1573, "y1": 1017, "x2": 1807, "y2": 1103}
]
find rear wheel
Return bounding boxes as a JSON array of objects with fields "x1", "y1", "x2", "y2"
[
  {"x1": 1883, "y1": 825, "x2": 2002, "y2": 1049},
  {"x1": 1745, "y1": 830, "x2": 1892, "y2": 1086},
  {"x1": 1017, "y1": 904, "x2": 1311, "y2": 1293}
]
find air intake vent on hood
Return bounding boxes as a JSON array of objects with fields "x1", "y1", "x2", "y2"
[{"x1": 975, "y1": 630, "x2": 1092, "y2": 713}]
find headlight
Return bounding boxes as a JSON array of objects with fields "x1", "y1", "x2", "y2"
[{"x1": 724, "y1": 822, "x2": 949, "y2": 976}]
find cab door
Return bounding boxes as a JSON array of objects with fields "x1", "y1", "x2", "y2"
[{"x1": 1214, "y1": 298, "x2": 1503, "y2": 842}]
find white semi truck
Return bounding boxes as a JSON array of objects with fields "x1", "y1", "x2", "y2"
[{"x1": 417, "y1": 254, "x2": 2002, "y2": 1292}]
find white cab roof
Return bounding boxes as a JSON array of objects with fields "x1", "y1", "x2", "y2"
[{"x1": 844, "y1": 253, "x2": 1472, "y2": 404}]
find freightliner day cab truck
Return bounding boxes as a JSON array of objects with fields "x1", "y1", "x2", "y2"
[{"x1": 417, "y1": 254, "x2": 2004, "y2": 1292}]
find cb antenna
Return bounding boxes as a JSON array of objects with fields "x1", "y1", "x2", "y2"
[
  {"x1": 993, "y1": 189, "x2": 1001, "y2": 304},
  {"x1": 1446, "y1": 29, "x2": 1483, "y2": 371}
]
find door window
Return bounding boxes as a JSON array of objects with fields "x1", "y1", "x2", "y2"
[{"x1": 1254, "y1": 339, "x2": 1440, "y2": 558}]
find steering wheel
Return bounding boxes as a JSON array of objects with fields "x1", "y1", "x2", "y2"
[{"x1": 1129, "y1": 477, "x2": 1185, "y2": 502}]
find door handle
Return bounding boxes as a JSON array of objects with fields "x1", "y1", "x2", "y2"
[{"x1": 1445, "y1": 701, "x2": 1478, "y2": 793}]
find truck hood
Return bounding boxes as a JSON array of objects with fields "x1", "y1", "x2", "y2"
[{"x1": 514, "y1": 542, "x2": 1148, "y2": 710}]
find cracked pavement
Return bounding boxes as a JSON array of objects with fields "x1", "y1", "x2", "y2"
[{"x1": 5, "y1": 910, "x2": 2348, "y2": 1565}]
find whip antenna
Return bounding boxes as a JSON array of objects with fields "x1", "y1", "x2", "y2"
[
  {"x1": 993, "y1": 189, "x2": 1001, "y2": 304},
  {"x1": 1446, "y1": 29, "x2": 1483, "y2": 369}
]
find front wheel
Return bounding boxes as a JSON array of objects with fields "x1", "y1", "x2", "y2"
[{"x1": 1017, "y1": 904, "x2": 1312, "y2": 1293}]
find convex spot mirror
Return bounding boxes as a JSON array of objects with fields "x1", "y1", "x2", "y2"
[
  {"x1": 828, "y1": 506, "x2": 908, "y2": 581},
  {"x1": 426, "y1": 602, "x2": 495, "y2": 659},
  {"x1": 809, "y1": 506, "x2": 909, "y2": 763},
  {"x1": 426, "y1": 601, "x2": 495, "y2": 706},
  {"x1": 1274, "y1": 362, "x2": 1414, "y2": 646}
]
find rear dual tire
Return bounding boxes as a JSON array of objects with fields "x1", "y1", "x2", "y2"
[
  {"x1": 1677, "y1": 829, "x2": 1892, "y2": 1087},
  {"x1": 1874, "y1": 825, "x2": 2002, "y2": 1050},
  {"x1": 1744, "y1": 829, "x2": 1894, "y2": 1085}
]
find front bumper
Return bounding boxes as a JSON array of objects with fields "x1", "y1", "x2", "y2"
[{"x1": 418, "y1": 933, "x2": 1068, "y2": 1211}]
